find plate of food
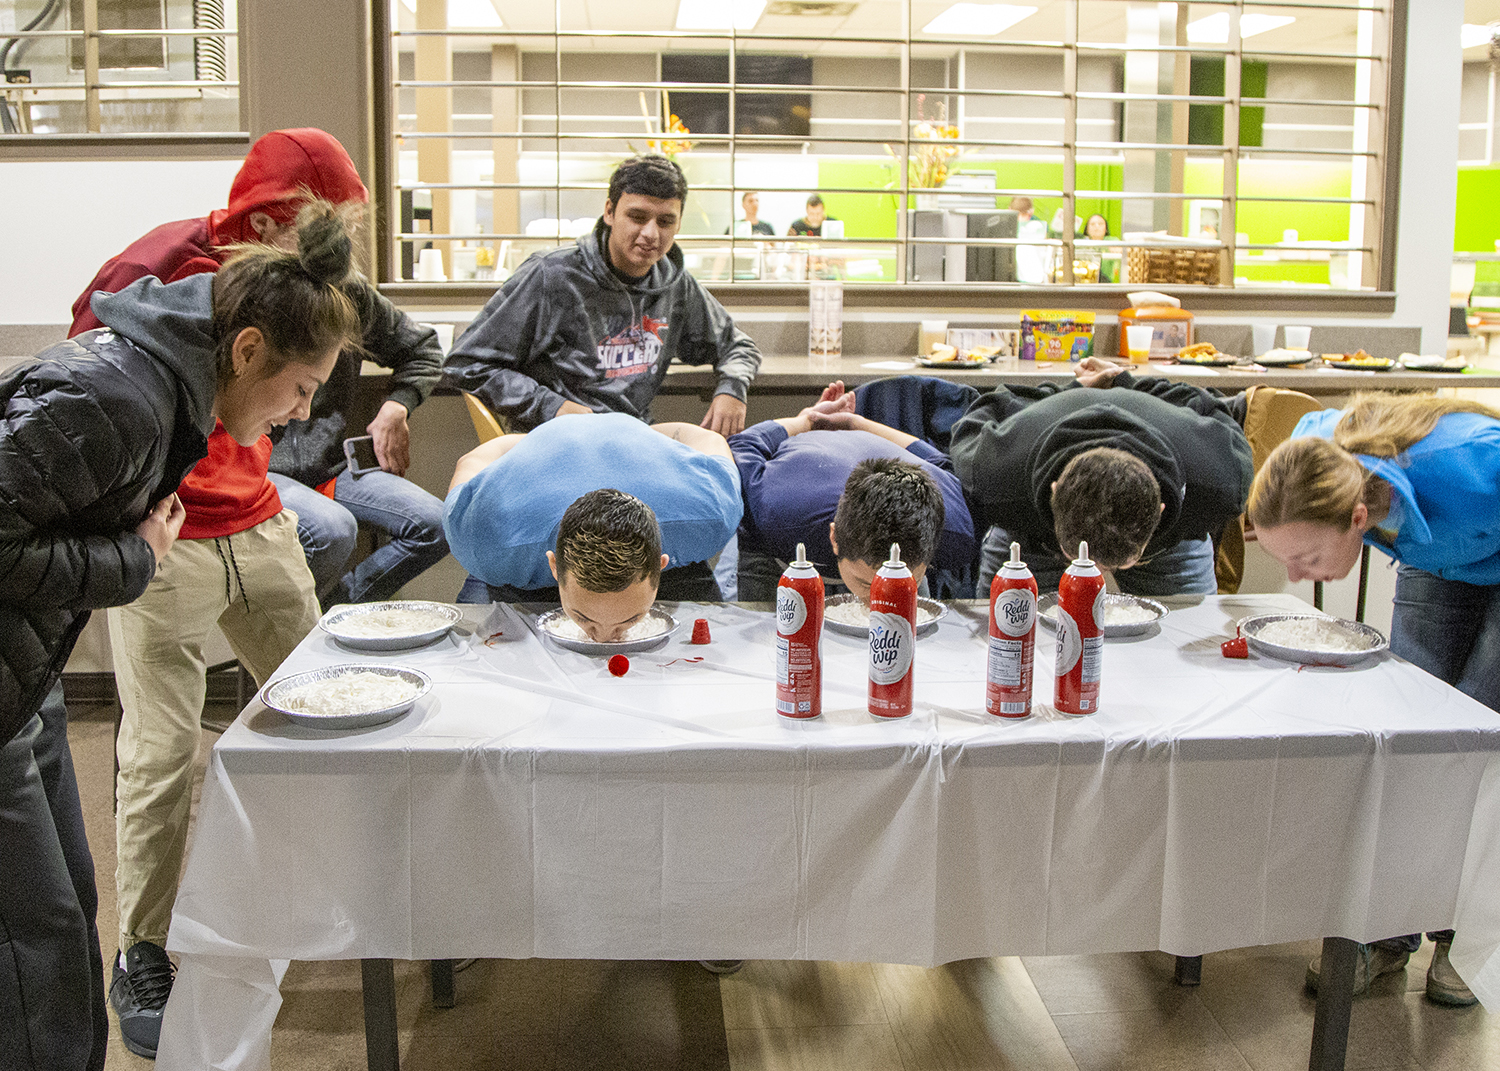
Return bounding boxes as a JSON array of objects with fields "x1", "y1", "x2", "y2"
[
  {"x1": 1255, "y1": 348, "x2": 1317, "y2": 368},
  {"x1": 1174, "y1": 342, "x2": 1240, "y2": 367},
  {"x1": 1324, "y1": 349, "x2": 1394, "y2": 371},
  {"x1": 1399, "y1": 353, "x2": 1468, "y2": 372},
  {"x1": 319, "y1": 600, "x2": 463, "y2": 651},
  {"x1": 261, "y1": 664, "x2": 431, "y2": 730},
  {"x1": 917, "y1": 343, "x2": 988, "y2": 369},
  {"x1": 822, "y1": 593, "x2": 948, "y2": 638},
  {"x1": 1238, "y1": 612, "x2": 1387, "y2": 666},
  {"x1": 535, "y1": 606, "x2": 679, "y2": 655},
  {"x1": 1036, "y1": 592, "x2": 1168, "y2": 638}
]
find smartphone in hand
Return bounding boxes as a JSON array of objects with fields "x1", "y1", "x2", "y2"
[{"x1": 343, "y1": 435, "x2": 382, "y2": 477}]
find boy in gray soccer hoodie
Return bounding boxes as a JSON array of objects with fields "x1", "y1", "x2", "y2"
[{"x1": 443, "y1": 155, "x2": 762, "y2": 436}]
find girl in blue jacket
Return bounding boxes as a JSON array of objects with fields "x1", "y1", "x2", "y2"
[{"x1": 1247, "y1": 391, "x2": 1500, "y2": 1008}]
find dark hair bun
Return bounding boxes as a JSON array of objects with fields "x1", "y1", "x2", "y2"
[{"x1": 297, "y1": 212, "x2": 353, "y2": 286}]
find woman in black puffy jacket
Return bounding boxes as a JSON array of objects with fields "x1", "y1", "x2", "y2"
[{"x1": 0, "y1": 204, "x2": 362, "y2": 1071}]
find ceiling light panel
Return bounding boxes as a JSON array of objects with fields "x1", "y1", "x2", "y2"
[
  {"x1": 676, "y1": 0, "x2": 770, "y2": 30},
  {"x1": 921, "y1": 3, "x2": 1038, "y2": 36},
  {"x1": 1186, "y1": 12, "x2": 1296, "y2": 45}
]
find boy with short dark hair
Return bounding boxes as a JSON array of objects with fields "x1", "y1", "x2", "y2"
[
  {"x1": 445, "y1": 154, "x2": 760, "y2": 437},
  {"x1": 950, "y1": 359, "x2": 1251, "y2": 594},
  {"x1": 445, "y1": 413, "x2": 742, "y2": 640},
  {"x1": 730, "y1": 383, "x2": 976, "y2": 603}
]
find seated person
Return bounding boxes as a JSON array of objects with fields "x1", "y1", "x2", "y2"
[
  {"x1": 730, "y1": 383, "x2": 976, "y2": 603},
  {"x1": 788, "y1": 193, "x2": 837, "y2": 237},
  {"x1": 725, "y1": 191, "x2": 775, "y2": 236},
  {"x1": 445, "y1": 154, "x2": 760, "y2": 437},
  {"x1": 445, "y1": 412, "x2": 742, "y2": 634},
  {"x1": 950, "y1": 358, "x2": 1252, "y2": 595}
]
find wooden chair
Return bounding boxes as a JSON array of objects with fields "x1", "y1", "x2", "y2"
[
  {"x1": 1214, "y1": 386, "x2": 1325, "y2": 595},
  {"x1": 462, "y1": 392, "x2": 508, "y2": 443}
]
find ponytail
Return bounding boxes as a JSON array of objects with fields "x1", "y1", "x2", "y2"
[{"x1": 211, "y1": 198, "x2": 362, "y2": 387}]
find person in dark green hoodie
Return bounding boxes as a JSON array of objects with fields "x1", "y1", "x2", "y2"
[
  {"x1": 950, "y1": 357, "x2": 1252, "y2": 595},
  {"x1": 444, "y1": 154, "x2": 762, "y2": 436},
  {"x1": 0, "y1": 209, "x2": 362, "y2": 1071}
]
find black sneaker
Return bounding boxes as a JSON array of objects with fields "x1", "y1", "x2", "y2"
[{"x1": 110, "y1": 942, "x2": 175, "y2": 1058}]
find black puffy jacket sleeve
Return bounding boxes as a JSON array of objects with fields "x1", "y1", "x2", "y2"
[{"x1": 0, "y1": 371, "x2": 161, "y2": 612}]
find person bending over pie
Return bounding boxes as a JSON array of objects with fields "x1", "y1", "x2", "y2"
[
  {"x1": 729, "y1": 382, "x2": 975, "y2": 604},
  {"x1": 444, "y1": 412, "x2": 742, "y2": 639},
  {"x1": 950, "y1": 358, "x2": 1251, "y2": 594}
]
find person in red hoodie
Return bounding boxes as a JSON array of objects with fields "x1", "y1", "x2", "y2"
[
  {"x1": 68, "y1": 132, "x2": 442, "y2": 1059},
  {"x1": 71, "y1": 127, "x2": 447, "y2": 609}
]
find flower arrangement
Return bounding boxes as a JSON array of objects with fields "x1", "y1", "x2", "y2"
[
  {"x1": 909, "y1": 94, "x2": 960, "y2": 191},
  {"x1": 636, "y1": 91, "x2": 693, "y2": 160}
]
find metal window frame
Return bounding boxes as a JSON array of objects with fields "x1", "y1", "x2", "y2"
[
  {"x1": 0, "y1": 0, "x2": 243, "y2": 141},
  {"x1": 374, "y1": 0, "x2": 1404, "y2": 298}
]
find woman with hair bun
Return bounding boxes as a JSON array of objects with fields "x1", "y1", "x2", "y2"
[
  {"x1": 0, "y1": 205, "x2": 362, "y2": 1070},
  {"x1": 1248, "y1": 391, "x2": 1500, "y2": 1008}
]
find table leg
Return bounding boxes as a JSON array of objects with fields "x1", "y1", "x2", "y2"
[
  {"x1": 361, "y1": 958, "x2": 400, "y2": 1071},
  {"x1": 1307, "y1": 937, "x2": 1357, "y2": 1071},
  {"x1": 430, "y1": 959, "x2": 456, "y2": 1008},
  {"x1": 1174, "y1": 954, "x2": 1202, "y2": 986}
]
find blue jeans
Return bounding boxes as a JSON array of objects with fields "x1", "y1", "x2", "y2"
[
  {"x1": 1391, "y1": 564, "x2": 1500, "y2": 713},
  {"x1": 976, "y1": 525, "x2": 1217, "y2": 597},
  {"x1": 270, "y1": 470, "x2": 448, "y2": 606},
  {"x1": 0, "y1": 685, "x2": 108, "y2": 1071}
]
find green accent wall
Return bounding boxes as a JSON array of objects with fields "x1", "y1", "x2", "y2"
[{"x1": 812, "y1": 154, "x2": 1355, "y2": 284}]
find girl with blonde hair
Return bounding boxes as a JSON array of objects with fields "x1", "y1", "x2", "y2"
[{"x1": 1248, "y1": 391, "x2": 1500, "y2": 1007}]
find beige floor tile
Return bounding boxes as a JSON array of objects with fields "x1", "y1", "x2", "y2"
[
  {"x1": 401, "y1": 1034, "x2": 558, "y2": 1071},
  {"x1": 1401, "y1": 991, "x2": 1500, "y2": 1070},
  {"x1": 406, "y1": 957, "x2": 565, "y2": 1038},
  {"x1": 727, "y1": 1024, "x2": 904, "y2": 1071},
  {"x1": 1020, "y1": 951, "x2": 1186, "y2": 1016},
  {"x1": 1193, "y1": 942, "x2": 1424, "y2": 1070},
  {"x1": 1051, "y1": 995, "x2": 1254, "y2": 1071},
  {"x1": 556, "y1": 959, "x2": 732, "y2": 1070},
  {"x1": 720, "y1": 961, "x2": 891, "y2": 1031},
  {"x1": 870, "y1": 959, "x2": 1078, "y2": 1071}
]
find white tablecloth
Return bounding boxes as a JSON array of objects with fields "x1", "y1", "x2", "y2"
[{"x1": 157, "y1": 594, "x2": 1500, "y2": 1070}]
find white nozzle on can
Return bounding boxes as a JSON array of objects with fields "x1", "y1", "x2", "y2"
[
  {"x1": 793, "y1": 542, "x2": 809, "y2": 566},
  {"x1": 1077, "y1": 541, "x2": 1092, "y2": 565},
  {"x1": 1009, "y1": 541, "x2": 1022, "y2": 565},
  {"x1": 887, "y1": 543, "x2": 902, "y2": 566}
]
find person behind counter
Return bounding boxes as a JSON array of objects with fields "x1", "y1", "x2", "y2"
[
  {"x1": 445, "y1": 154, "x2": 761, "y2": 437},
  {"x1": 70, "y1": 127, "x2": 448, "y2": 608},
  {"x1": 445, "y1": 412, "x2": 742, "y2": 638},
  {"x1": 950, "y1": 357, "x2": 1252, "y2": 595},
  {"x1": 730, "y1": 381, "x2": 975, "y2": 603},
  {"x1": 726, "y1": 190, "x2": 776, "y2": 236},
  {"x1": 0, "y1": 213, "x2": 361, "y2": 1071},
  {"x1": 788, "y1": 193, "x2": 836, "y2": 237},
  {"x1": 1250, "y1": 392, "x2": 1500, "y2": 1008}
]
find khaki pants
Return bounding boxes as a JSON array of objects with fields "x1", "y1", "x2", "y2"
[{"x1": 110, "y1": 509, "x2": 318, "y2": 952}]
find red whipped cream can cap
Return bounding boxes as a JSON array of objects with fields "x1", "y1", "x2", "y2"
[{"x1": 690, "y1": 618, "x2": 711, "y2": 644}]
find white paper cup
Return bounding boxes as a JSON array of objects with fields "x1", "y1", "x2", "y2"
[
  {"x1": 1252, "y1": 324, "x2": 1277, "y2": 355},
  {"x1": 416, "y1": 248, "x2": 446, "y2": 282},
  {"x1": 1125, "y1": 324, "x2": 1154, "y2": 363},
  {"x1": 919, "y1": 319, "x2": 949, "y2": 355},
  {"x1": 1283, "y1": 325, "x2": 1311, "y2": 350}
]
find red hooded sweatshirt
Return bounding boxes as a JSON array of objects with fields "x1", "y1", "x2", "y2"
[{"x1": 68, "y1": 129, "x2": 369, "y2": 540}]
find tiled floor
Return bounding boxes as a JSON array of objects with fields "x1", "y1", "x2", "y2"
[{"x1": 66, "y1": 702, "x2": 1497, "y2": 1070}]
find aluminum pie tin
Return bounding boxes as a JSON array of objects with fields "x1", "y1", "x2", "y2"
[
  {"x1": 821, "y1": 594, "x2": 948, "y2": 639},
  {"x1": 260, "y1": 664, "x2": 431, "y2": 730},
  {"x1": 319, "y1": 600, "x2": 462, "y2": 652},
  {"x1": 1238, "y1": 612, "x2": 1388, "y2": 666},
  {"x1": 1036, "y1": 592, "x2": 1168, "y2": 638},
  {"x1": 535, "y1": 606, "x2": 679, "y2": 655}
]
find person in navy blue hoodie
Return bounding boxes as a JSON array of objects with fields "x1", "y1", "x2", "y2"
[
  {"x1": 730, "y1": 381, "x2": 976, "y2": 603},
  {"x1": 1250, "y1": 391, "x2": 1500, "y2": 1009}
]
